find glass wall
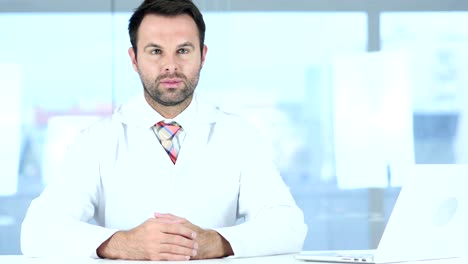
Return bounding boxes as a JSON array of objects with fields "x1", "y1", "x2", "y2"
[
  {"x1": 1, "y1": 0, "x2": 467, "y2": 255},
  {"x1": 381, "y1": 12, "x2": 468, "y2": 164},
  {"x1": 0, "y1": 12, "x2": 114, "y2": 253}
]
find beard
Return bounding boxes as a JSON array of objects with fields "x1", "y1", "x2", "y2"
[{"x1": 140, "y1": 71, "x2": 200, "y2": 107}]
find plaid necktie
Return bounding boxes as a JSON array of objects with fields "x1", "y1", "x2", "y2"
[{"x1": 154, "y1": 121, "x2": 182, "y2": 164}]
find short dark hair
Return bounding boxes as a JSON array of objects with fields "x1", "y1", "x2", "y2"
[{"x1": 128, "y1": 0, "x2": 206, "y2": 56}]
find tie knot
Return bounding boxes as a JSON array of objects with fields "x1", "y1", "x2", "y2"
[
  {"x1": 155, "y1": 121, "x2": 182, "y2": 140},
  {"x1": 154, "y1": 121, "x2": 182, "y2": 164}
]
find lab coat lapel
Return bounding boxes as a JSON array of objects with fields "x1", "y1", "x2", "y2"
[{"x1": 174, "y1": 100, "x2": 219, "y2": 176}]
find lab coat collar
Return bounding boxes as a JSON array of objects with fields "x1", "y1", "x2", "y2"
[{"x1": 113, "y1": 92, "x2": 219, "y2": 130}]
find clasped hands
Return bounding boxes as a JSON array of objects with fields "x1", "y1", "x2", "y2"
[{"x1": 97, "y1": 212, "x2": 233, "y2": 261}]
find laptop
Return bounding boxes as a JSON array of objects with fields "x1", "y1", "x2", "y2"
[{"x1": 295, "y1": 164, "x2": 468, "y2": 263}]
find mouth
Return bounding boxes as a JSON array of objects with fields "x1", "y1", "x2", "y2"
[{"x1": 160, "y1": 79, "x2": 183, "y2": 89}]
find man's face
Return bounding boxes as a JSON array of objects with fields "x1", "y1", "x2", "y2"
[{"x1": 129, "y1": 14, "x2": 207, "y2": 107}]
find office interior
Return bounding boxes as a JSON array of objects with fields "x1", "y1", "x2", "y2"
[{"x1": 1, "y1": 0, "x2": 468, "y2": 255}]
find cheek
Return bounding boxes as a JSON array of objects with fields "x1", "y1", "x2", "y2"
[
  {"x1": 138, "y1": 60, "x2": 162, "y2": 74},
  {"x1": 185, "y1": 61, "x2": 203, "y2": 74}
]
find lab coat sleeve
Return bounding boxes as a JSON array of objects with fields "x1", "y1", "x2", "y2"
[
  {"x1": 214, "y1": 122, "x2": 308, "y2": 257},
  {"x1": 21, "y1": 126, "x2": 118, "y2": 258}
]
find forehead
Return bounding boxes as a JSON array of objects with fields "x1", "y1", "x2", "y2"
[{"x1": 137, "y1": 14, "x2": 200, "y2": 47}]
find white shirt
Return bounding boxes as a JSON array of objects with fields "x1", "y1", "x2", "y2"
[{"x1": 21, "y1": 93, "x2": 307, "y2": 258}]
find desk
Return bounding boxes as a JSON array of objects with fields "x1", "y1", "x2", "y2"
[{"x1": 0, "y1": 255, "x2": 465, "y2": 264}]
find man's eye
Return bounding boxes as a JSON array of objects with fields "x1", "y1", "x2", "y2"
[
  {"x1": 151, "y1": 49, "x2": 162, "y2": 55},
  {"x1": 178, "y1": 48, "x2": 189, "y2": 54}
]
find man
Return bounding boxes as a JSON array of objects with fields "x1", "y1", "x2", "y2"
[{"x1": 21, "y1": 0, "x2": 307, "y2": 260}]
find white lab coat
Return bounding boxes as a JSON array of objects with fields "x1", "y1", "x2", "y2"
[{"x1": 21, "y1": 93, "x2": 307, "y2": 258}]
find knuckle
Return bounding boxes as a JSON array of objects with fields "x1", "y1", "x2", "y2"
[{"x1": 173, "y1": 235, "x2": 184, "y2": 244}]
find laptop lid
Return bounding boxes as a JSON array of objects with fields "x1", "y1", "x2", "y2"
[
  {"x1": 296, "y1": 164, "x2": 468, "y2": 263},
  {"x1": 374, "y1": 164, "x2": 468, "y2": 263}
]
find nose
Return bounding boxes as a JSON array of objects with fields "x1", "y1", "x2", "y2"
[{"x1": 163, "y1": 55, "x2": 178, "y2": 73}]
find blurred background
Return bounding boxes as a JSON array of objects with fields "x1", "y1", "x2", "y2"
[{"x1": 1, "y1": 0, "x2": 468, "y2": 254}]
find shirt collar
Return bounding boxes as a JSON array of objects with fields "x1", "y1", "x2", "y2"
[
  {"x1": 114, "y1": 92, "x2": 219, "y2": 132},
  {"x1": 155, "y1": 95, "x2": 197, "y2": 134}
]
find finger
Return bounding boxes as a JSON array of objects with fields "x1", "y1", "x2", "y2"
[
  {"x1": 159, "y1": 243, "x2": 197, "y2": 258},
  {"x1": 154, "y1": 212, "x2": 174, "y2": 218},
  {"x1": 151, "y1": 217, "x2": 184, "y2": 224},
  {"x1": 180, "y1": 221, "x2": 203, "y2": 233},
  {"x1": 154, "y1": 212, "x2": 186, "y2": 222},
  {"x1": 161, "y1": 233, "x2": 199, "y2": 250},
  {"x1": 161, "y1": 223, "x2": 197, "y2": 239},
  {"x1": 156, "y1": 252, "x2": 191, "y2": 261}
]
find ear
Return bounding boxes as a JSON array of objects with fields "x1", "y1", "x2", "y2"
[
  {"x1": 200, "y1": 44, "x2": 208, "y2": 69},
  {"x1": 128, "y1": 47, "x2": 139, "y2": 72}
]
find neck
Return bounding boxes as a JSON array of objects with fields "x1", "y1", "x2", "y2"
[{"x1": 144, "y1": 92, "x2": 192, "y2": 119}]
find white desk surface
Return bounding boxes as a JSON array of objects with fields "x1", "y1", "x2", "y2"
[{"x1": 0, "y1": 254, "x2": 465, "y2": 264}]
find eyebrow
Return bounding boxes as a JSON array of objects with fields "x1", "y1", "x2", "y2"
[
  {"x1": 143, "y1": 42, "x2": 196, "y2": 51},
  {"x1": 143, "y1": 43, "x2": 162, "y2": 51},
  {"x1": 177, "y1": 42, "x2": 195, "y2": 49}
]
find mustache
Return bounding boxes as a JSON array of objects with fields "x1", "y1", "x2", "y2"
[{"x1": 156, "y1": 72, "x2": 187, "y2": 82}]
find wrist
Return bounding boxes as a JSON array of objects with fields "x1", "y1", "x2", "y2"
[
  {"x1": 211, "y1": 230, "x2": 234, "y2": 258},
  {"x1": 97, "y1": 231, "x2": 127, "y2": 259}
]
